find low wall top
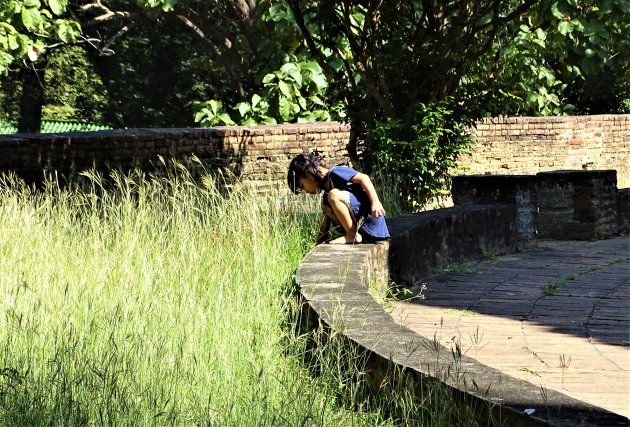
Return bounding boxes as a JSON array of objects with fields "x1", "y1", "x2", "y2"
[{"x1": 0, "y1": 123, "x2": 351, "y2": 188}]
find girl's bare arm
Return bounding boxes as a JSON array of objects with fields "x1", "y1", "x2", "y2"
[{"x1": 351, "y1": 173, "x2": 386, "y2": 218}]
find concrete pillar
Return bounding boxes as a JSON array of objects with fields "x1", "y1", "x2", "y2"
[
  {"x1": 452, "y1": 174, "x2": 537, "y2": 241},
  {"x1": 616, "y1": 188, "x2": 629, "y2": 234},
  {"x1": 536, "y1": 170, "x2": 618, "y2": 239}
]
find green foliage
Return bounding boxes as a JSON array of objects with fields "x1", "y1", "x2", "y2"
[
  {"x1": 363, "y1": 101, "x2": 473, "y2": 210},
  {"x1": 0, "y1": 0, "x2": 81, "y2": 73},
  {"x1": 43, "y1": 46, "x2": 108, "y2": 122},
  {"x1": 193, "y1": 99, "x2": 235, "y2": 126},
  {"x1": 458, "y1": 0, "x2": 630, "y2": 116},
  {"x1": 194, "y1": 60, "x2": 345, "y2": 126},
  {"x1": 286, "y1": 0, "x2": 630, "y2": 121},
  {"x1": 2, "y1": 0, "x2": 628, "y2": 202},
  {"x1": 91, "y1": 16, "x2": 226, "y2": 128}
]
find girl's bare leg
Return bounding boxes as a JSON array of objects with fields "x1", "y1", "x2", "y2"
[
  {"x1": 321, "y1": 204, "x2": 340, "y2": 226},
  {"x1": 327, "y1": 189, "x2": 362, "y2": 244}
]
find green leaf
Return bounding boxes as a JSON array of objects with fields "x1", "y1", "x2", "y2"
[
  {"x1": 251, "y1": 94, "x2": 262, "y2": 108},
  {"x1": 550, "y1": 2, "x2": 564, "y2": 19},
  {"x1": 351, "y1": 12, "x2": 365, "y2": 26},
  {"x1": 260, "y1": 116, "x2": 277, "y2": 125},
  {"x1": 217, "y1": 113, "x2": 235, "y2": 125},
  {"x1": 236, "y1": 102, "x2": 251, "y2": 117},
  {"x1": 209, "y1": 100, "x2": 221, "y2": 115},
  {"x1": 8, "y1": 34, "x2": 19, "y2": 50},
  {"x1": 48, "y1": 0, "x2": 65, "y2": 15},
  {"x1": 278, "y1": 95, "x2": 293, "y2": 121},
  {"x1": 262, "y1": 73, "x2": 276, "y2": 84},
  {"x1": 56, "y1": 22, "x2": 69, "y2": 43},
  {"x1": 21, "y1": 8, "x2": 35, "y2": 29},
  {"x1": 194, "y1": 111, "x2": 205, "y2": 122},
  {"x1": 268, "y1": 2, "x2": 287, "y2": 21},
  {"x1": 302, "y1": 61, "x2": 322, "y2": 74},
  {"x1": 279, "y1": 62, "x2": 299, "y2": 74},
  {"x1": 539, "y1": 68, "x2": 555, "y2": 82},
  {"x1": 291, "y1": 101, "x2": 300, "y2": 115},
  {"x1": 309, "y1": 72, "x2": 328, "y2": 91},
  {"x1": 558, "y1": 21, "x2": 572, "y2": 35},
  {"x1": 242, "y1": 118, "x2": 257, "y2": 125},
  {"x1": 278, "y1": 80, "x2": 291, "y2": 98},
  {"x1": 311, "y1": 95, "x2": 325, "y2": 106},
  {"x1": 297, "y1": 96, "x2": 307, "y2": 110},
  {"x1": 583, "y1": 20, "x2": 605, "y2": 37},
  {"x1": 287, "y1": 69, "x2": 302, "y2": 86},
  {"x1": 600, "y1": 0, "x2": 613, "y2": 13},
  {"x1": 478, "y1": 12, "x2": 493, "y2": 27}
]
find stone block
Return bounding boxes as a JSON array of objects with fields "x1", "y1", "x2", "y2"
[
  {"x1": 452, "y1": 174, "x2": 537, "y2": 241},
  {"x1": 536, "y1": 170, "x2": 618, "y2": 239},
  {"x1": 617, "y1": 188, "x2": 630, "y2": 233}
]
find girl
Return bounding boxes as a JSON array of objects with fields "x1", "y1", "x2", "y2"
[{"x1": 287, "y1": 153, "x2": 390, "y2": 244}]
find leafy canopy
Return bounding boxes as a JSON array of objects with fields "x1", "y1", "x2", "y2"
[{"x1": 0, "y1": 0, "x2": 80, "y2": 74}]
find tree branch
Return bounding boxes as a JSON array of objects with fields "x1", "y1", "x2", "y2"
[
  {"x1": 174, "y1": 14, "x2": 222, "y2": 54},
  {"x1": 77, "y1": 1, "x2": 138, "y2": 28},
  {"x1": 174, "y1": 6, "x2": 245, "y2": 97},
  {"x1": 474, "y1": 0, "x2": 540, "y2": 33},
  {"x1": 100, "y1": 22, "x2": 135, "y2": 55},
  {"x1": 286, "y1": 0, "x2": 340, "y2": 79}
]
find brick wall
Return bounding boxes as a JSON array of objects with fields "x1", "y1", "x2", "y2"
[
  {"x1": 1, "y1": 115, "x2": 628, "y2": 190},
  {"x1": 461, "y1": 115, "x2": 630, "y2": 187},
  {"x1": 0, "y1": 123, "x2": 350, "y2": 190}
]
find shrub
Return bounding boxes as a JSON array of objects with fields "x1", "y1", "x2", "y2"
[{"x1": 362, "y1": 100, "x2": 473, "y2": 210}]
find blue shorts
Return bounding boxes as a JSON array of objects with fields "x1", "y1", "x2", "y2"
[{"x1": 343, "y1": 192, "x2": 390, "y2": 241}]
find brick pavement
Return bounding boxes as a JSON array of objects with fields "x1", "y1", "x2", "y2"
[{"x1": 390, "y1": 236, "x2": 630, "y2": 419}]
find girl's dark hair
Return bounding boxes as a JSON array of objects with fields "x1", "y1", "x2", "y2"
[{"x1": 287, "y1": 153, "x2": 325, "y2": 194}]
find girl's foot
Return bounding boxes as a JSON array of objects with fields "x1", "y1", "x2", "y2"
[{"x1": 328, "y1": 233, "x2": 363, "y2": 244}]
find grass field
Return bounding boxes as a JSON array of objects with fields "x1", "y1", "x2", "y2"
[{"x1": 0, "y1": 165, "x2": 492, "y2": 426}]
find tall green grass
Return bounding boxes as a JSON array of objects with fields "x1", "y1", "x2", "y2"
[{"x1": 0, "y1": 165, "x2": 495, "y2": 426}]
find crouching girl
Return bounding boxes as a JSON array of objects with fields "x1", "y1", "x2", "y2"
[{"x1": 287, "y1": 153, "x2": 390, "y2": 244}]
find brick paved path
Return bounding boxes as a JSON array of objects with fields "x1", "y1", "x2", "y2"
[{"x1": 390, "y1": 236, "x2": 630, "y2": 419}]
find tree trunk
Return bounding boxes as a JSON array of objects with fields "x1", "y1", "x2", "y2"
[{"x1": 17, "y1": 64, "x2": 46, "y2": 133}]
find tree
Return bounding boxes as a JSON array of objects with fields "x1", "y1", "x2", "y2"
[
  {"x1": 43, "y1": 45, "x2": 108, "y2": 122},
  {"x1": 1, "y1": 0, "x2": 82, "y2": 131},
  {"x1": 70, "y1": 0, "x2": 296, "y2": 101},
  {"x1": 17, "y1": 0, "x2": 306, "y2": 128},
  {"x1": 277, "y1": 0, "x2": 630, "y2": 207},
  {"x1": 284, "y1": 1, "x2": 539, "y2": 121}
]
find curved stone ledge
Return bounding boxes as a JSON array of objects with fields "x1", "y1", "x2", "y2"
[{"x1": 297, "y1": 204, "x2": 628, "y2": 427}]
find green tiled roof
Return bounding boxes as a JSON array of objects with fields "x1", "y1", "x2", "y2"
[{"x1": 0, "y1": 120, "x2": 111, "y2": 134}]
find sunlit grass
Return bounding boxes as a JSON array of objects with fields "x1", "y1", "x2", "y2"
[
  {"x1": 0, "y1": 165, "x2": 343, "y2": 426},
  {"x1": 0, "y1": 164, "x2": 496, "y2": 426}
]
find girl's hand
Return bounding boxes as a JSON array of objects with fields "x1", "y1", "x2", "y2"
[{"x1": 371, "y1": 201, "x2": 385, "y2": 218}]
